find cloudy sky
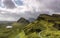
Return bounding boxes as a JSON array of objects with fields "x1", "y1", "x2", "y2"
[{"x1": 0, "y1": 0, "x2": 60, "y2": 21}]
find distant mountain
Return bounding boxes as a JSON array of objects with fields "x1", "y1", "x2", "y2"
[
  {"x1": 28, "y1": 18, "x2": 35, "y2": 22},
  {"x1": 0, "y1": 21, "x2": 15, "y2": 23},
  {"x1": 17, "y1": 17, "x2": 30, "y2": 25}
]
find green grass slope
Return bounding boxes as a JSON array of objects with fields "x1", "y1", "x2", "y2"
[{"x1": 0, "y1": 14, "x2": 60, "y2": 38}]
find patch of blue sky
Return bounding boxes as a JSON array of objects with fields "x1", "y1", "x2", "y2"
[
  {"x1": 0, "y1": 0, "x2": 5, "y2": 8},
  {"x1": 14, "y1": 0, "x2": 23, "y2": 6}
]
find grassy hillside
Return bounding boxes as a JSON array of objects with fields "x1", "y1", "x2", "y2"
[{"x1": 0, "y1": 14, "x2": 60, "y2": 38}]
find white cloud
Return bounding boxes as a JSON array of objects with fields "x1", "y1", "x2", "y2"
[{"x1": 0, "y1": 0, "x2": 60, "y2": 21}]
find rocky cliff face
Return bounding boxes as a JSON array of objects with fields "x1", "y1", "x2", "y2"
[{"x1": 17, "y1": 17, "x2": 30, "y2": 25}]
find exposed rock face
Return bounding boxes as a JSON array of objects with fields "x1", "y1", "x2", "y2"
[
  {"x1": 52, "y1": 14, "x2": 60, "y2": 17},
  {"x1": 17, "y1": 17, "x2": 30, "y2": 25},
  {"x1": 37, "y1": 14, "x2": 60, "y2": 21}
]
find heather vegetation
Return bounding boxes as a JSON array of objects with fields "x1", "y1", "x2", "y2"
[{"x1": 0, "y1": 14, "x2": 60, "y2": 38}]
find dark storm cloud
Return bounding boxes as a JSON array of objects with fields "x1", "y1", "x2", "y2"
[{"x1": 3, "y1": 0, "x2": 16, "y2": 9}]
